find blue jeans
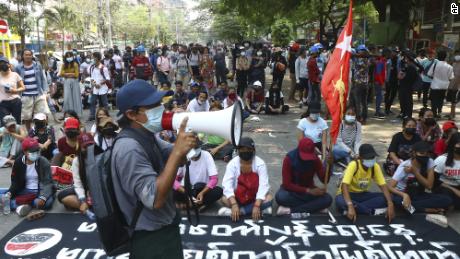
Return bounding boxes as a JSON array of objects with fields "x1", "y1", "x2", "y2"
[
  {"x1": 336, "y1": 192, "x2": 386, "y2": 215},
  {"x1": 89, "y1": 94, "x2": 108, "y2": 119},
  {"x1": 0, "y1": 188, "x2": 54, "y2": 210},
  {"x1": 239, "y1": 200, "x2": 272, "y2": 216},
  {"x1": 375, "y1": 83, "x2": 383, "y2": 113},
  {"x1": 332, "y1": 144, "x2": 352, "y2": 164},
  {"x1": 158, "y1": 72, "x2": 170, "y2": 84},
  {"x1": 276, "y1": 187, "x2": 332, "y2": 213},
  {"x1": 392, "y1": 193, "x2": 452, "y2": 212}
]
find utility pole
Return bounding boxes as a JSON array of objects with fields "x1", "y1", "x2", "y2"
[
  {"x1": 97, "y1": 0, "x2": 104, "y2": 49},
  {"x1": 106, "y1": 0, "x2": 113, "y2": 47}
]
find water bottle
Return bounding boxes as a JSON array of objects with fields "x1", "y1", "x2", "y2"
[
  {"x1": 291, "y1": 212, "x2": 310, "y2": 219},
  {"x1": 3, "y1": 194, "x2": 11, "y2": 215},
  {"x1": 85, "y1": 210, "x2": 96, "y2": 221}
]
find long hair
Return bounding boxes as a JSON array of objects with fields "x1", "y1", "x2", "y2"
[
  {"x1": 446, "y1": 132, "x2": 460, "y2": 167},
  {"x1": 63, "y1": 51, "x2": 76, "y2": 70}
]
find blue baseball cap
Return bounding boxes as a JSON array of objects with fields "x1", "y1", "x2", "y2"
[
  {"x1": 357, "y1": 44, "x2": 368, "y2": 52},
  {"x1": 136, "y1": 45, "x2": 145, "y2": 52},
  {"x1": 309, "y1": 46, "x2": 319, "y2": 54},
  {"x1": 313, "y1": 43, "x2": 324, "y2": 49},
  {"x1": 0, "y1": 56, "x2": 9, "y2": 63},
  {"x1": 116, "y1": 79, "x2": 167, "y2": 116}
]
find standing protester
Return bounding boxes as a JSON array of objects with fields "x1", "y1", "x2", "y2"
[
  {"x1": 130, "y1": 46, "x2": 153, "y2": 81},
  {"x1": 420, "y1": 49, "x2": 436, "y2": 108},
  {"x1": 350, "y1": 45, "x2": 370, "y2": 124},
  {"x1": 157, "y1": 47, "x2": 171, "y2": 84},
  {"x1": 175, "y1": 51, "x2": 192, "y2": 88},
  {"x1": 103, "y1": 50, "x2": 116, "y2": 82},
  {"x1": 87, "y1": 52, "x2": 110, "y2": 122},
  {"x1": 288, "y1": 43, "x2": 299, "y2": 102},
  {"x1": 295, "y1": 47, "x2": 309, "y2": 105},
  {"x1": 200, "y1": 47, "x2": 215, "y2": 92},
  {"x1": 112, "y1": 49, "x2": 124, "y2": 88},
  {"x1": 250, "y1": 48, "x2": 266, "y2": 89},
  {"x1": 398, "y1": 50, "x2": 418, "y2": 119},
  {"x1": 447, "y1": 49, "x2": 460, "y2": 119},
  {"x1": 59, "y1": 52, "x2": 81, "y2": 118},
  {"x1": 272, "y1": 47, "x2": 287, "y2": 90},
  {"x1": 122, "y1": 46, "x2": 133, "y2": 83},
  {"x1": 384, "y1": 48, "x2": 400, "y2": 115},
  {"x1": 79, "y1": 55, "x2": 92, "y2": 80},
  {"x1": 235, "y1": 48, "x2": 250, "y2": 97},
  {"x1": 47, "y1": 51, "x2": 58, "y2": 82},
  {"x1": 189, "y1": 47, "x2": 202, "y2": 79},
  {"x1": 307, "y1": 46, "x2": 321, "y2": 105},
  {"x1": 428, "y1": 50, "x2": 454, "y2": 118},
  {"x1": 0, "y1": 57, "x2": 24, "y2": 125},
  {"x1": 213, "y1": 47, "x2": 227, "y2": 86},
  {"x1": 112, "y1": 79, "x2": 196, "y2": 258},
  {"x1": 373, "y1": 50, "x2": 386, "y2": 118}
]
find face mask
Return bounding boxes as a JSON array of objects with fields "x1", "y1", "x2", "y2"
[
  {"x1": 239, "y1": 151, "x2": 254, "y2": 161},
  {"x1": 362, "y1": 158, "x2": 376, "y2": 168},
  {"x1": 180, "y1": 54, "x2": 185, "y2": 58},
  {"x1": 241, "y1": 51, "x2": 246, "y2": 56},
  {"x1": 228, "y1": 93, "x2": 236, "y2": 101},
  {"x1": 424, "y1": 118, "x2": 436, "y2": 126},
  {"x1": 158, "y1": 50, "x2": 162, "y2": 55},
  {"x1": 310, "y1": 113, "x2": 320, "y2": 121},
  {"x1": 101, "y1": 127, "x2": 116, "y2": 137},
  {"x1": 405, "y1": 127, "x2": 416, "y2": 135},
  {"x1": 28, "y1": 151, "x2": 40, "y2": 162},
  {"x1": 191, "y1": 148, "x2": 202, "y2": 159},
  {"x1": 416, "y1": 155, "x2": 429, "y2": 167},
  {"x1": 345, "y1": 115, "x2": 355, "y2": 123},
  {"x1": 455, "y1": 56, "x2": 460, "y2": 62},
  {"x1": 257, "y1": 51, "x2": 262, "y2": 56},
  {"x1": 454, "y1": 147, "x2": 460, "y2": 155},
  {"x1": 66, "y1": 57, "x2": 74, "y2": 62},
  {"x1": 197, "y1": 100, "x2": 203, "y2": 105},
  {"x1": 65, "y1": 130, "x2": 79, "y2": 139},
  {"x1": 244, "y1": 43, "x2": 249, "y2": 47},
  {"x1": 85, "y1": 58, "x2": 91, "y2": 63},
  {"x1": 35, "y1": 121, "x2": 46, "y2": 129},
  {"x1": 140, "y1": 105, "x2": 165, "y2": 133},
  {"x1": 0, "y1": 63, "x2": 8, "y2": 72}
]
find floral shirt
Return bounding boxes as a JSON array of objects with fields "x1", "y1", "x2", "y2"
[
  {"x1": 416, "y1": 121, "x2": 442, "y2": 145},
  {"x1": 353, "y1": 57, "x2": 370, "y2": 85}
]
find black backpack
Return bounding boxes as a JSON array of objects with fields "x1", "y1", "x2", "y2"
[{"x1": 85, "y1": 128, "x2": 163, "y2": 256}]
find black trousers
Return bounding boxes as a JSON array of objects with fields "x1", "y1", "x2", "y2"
[
  {"x1": 430, "y1": 89, "x2": 446, "y2": 116},
  {"x1": 419, "y1": 82, "x2": 431, "y2": 107},
  {"x1": 174, "y1": 182, "x2": 223, "y2": 207},
  {"x1": 236, "y1": 70, "x2": 249, "y2": 97},
  {"x1": 399, "y1": 86, "x2": 413, "y2": 118},
  {"x1": 0, "y1": 98, "x2": 22, "y2": 127},
  {"x1": 350, "y1": 84, "x2": 368, "y2": 120},
  {"x1": 215, "y1": 69, "x2": 227, "y2": 85},
  {"x1": 384, "y1": 80, "x2": 398, "y2": 112},
  {"x1": 272, "y1": 73, "x2": 285, "y2": 90}
]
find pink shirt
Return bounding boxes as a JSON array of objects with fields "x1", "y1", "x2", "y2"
[{"x1": 157, "y1": 56, "x2": 171, "y2": 72}]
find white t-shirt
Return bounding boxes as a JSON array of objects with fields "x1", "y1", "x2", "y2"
[
  {"x1": 297, "y1": 117, "x2": 328, "y2": 143},
  {"x1": 94, "y1": 133, "x2": 114, "y2": 151},
  {"x1": 176, "y1": 151, "x2": 217, "y2": 185},
  {"x1": 434, "y1": 155, "x2": 460, "y2": 187},
  {"x1": 186, "y1": 98, "x2": 210, "y2": 112},
  {"x1": 428, "y1": 61, "x2": 454, "y2": 90},
  {"x1": 392, "y1": 159, "x2": 435, "y2": 191},
  {"x1": 222, "y1": 97, "x2": 244, "y2": 109},
  {"x1": 25, "y1": 163, "x2": 39, "y2": 190},
  {"x1": 112, "y1": 54, "x2": 123, "y2": 70},
  {"x1": 87, "y1": 64, "x2": 111, "y2": 95}
]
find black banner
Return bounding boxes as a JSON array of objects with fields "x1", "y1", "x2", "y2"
[{"x1": 1, "y1": 214, "x2": 459, "y2": 258}]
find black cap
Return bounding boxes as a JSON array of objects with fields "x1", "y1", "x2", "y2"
[
  {"x1": 309, "y1": 101, "x2": 321, "y2": 113},
  {"x1": 238, "y1": 137, "x2": 255, "y2": 149},
  {"x1": 359, "y1": 144, "x2": 378, "y2": 159},
  {"x1": 412, "y1": 141, "x2": 432, "y2": 153}
]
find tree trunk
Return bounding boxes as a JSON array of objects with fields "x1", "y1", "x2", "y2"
[{"x1": 62, "y1": 30, "x2": 65, "y2": 56}]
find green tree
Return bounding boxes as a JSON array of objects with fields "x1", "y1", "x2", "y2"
[
  {"x1": 211, "y1": 13, "x2": 247, "y2": 43},
  {"x1": 44, "y1": 6, "x2": 77, "y2": 55},
  {"x1": 271, "y1": 18, "x2": 292, "y2": 46}
]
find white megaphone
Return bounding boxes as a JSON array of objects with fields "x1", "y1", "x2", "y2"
[{"x1": 161, "y1": 102, "x2": 243, "y2": 159}]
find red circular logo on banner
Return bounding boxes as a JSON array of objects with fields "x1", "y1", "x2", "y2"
[{"x1": 0, "y1": 19, "x2": 8, "y2": 34}]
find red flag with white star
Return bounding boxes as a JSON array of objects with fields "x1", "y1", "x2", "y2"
[{"x1": 321, "y1": 0, "x2": 353, "y2": 143}]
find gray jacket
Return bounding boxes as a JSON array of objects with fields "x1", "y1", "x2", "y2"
[{"x1": 14, "y1": 61, "x2": 48, "y2": 95}]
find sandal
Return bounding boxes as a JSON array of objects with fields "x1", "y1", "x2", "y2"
[{"x1": 26, "y1": 210, "x2": 45, "y2": 221}]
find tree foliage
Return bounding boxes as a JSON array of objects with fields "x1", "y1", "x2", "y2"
[
  {"x1": 271, "y1": 18, "x2": 292, "y2": 46},
  {"x1": 44, "y1": 6, "x2": 77, "y2": 54}
]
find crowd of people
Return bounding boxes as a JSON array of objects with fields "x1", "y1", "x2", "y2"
[{"x1": 0, "y1": 39, "x2": 459, "y2": 257}]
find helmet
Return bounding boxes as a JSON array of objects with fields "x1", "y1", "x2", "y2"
[
  {"x1": 356, "y1": 44, "x2": 368, "y2": 52},
  {"x1": 313, "y1": 43, "x2": 324, "y2": 49},
  {"x1": 136, "y1": 45, "x2": 145, "y2": 53},
  {"x1": 309, "y1": 46, "x2": 319, "y2": 54}
]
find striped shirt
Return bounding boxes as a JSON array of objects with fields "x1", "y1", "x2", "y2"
[{"x1": 22, "y1": 65, "x2": 39, "y2": 96}]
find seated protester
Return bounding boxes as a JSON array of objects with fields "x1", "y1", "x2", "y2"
[
  {"x1": 416, "y1": 108, "x2": 442, "y2": 147},
  {"x1": 276, "y1": 138, "x2": 332, "y2": 215},
  {"x1": 336, "y1": 144, "x2": 395, "y2": 222},
  {"x1": 160, "y1": 81, "x2": 175, "y2": 104},
  {"x1": 187, "y1": 82, "x2": 200, "y2": 101},
  {"x1": 223, "y1": 87, "x2": 245, "y2": 109},
  {"x1": 245, "y1": 81, "x2": 265, "y2": 114},
  {"x1": 186, "y1": 91, "x2": 210, "y2": 112},
  {"x1": 384, "y1": 118, "x2": 422, "y2": 176},
  {"x1": 433, "y1": 121, "x2": 458, "y2": 157},
  {"x1": 219, "y1": 137, "x2": 273, "y2": 221},
  {"x1": 28, "y1": 113, "x2": 57, "y2": 160},
  {"x1": 213, "y1": 81, "x2": 228, "y2": 103},
  {"x1": 5, "y1": 137, "x2": 55, "y2": 218},
  {"x1": 61, "y1": 109, "x2": 86, "y2": 134},
  {"x1": 89, "y1": 108, "x2": 110, "y2": 136},
  {"x1": 173, "y1": 141, "x2": 223, "y2": 209},
  {"x1": 58, "y1": 133, "x2": 95, "y2": 211},
  {"x1": 94, "y1": 117, "x2": 119, "y2": 152},
  {"x1": 296, "y1": 101, "x2": 328, "y2": 158},
  {"x1": 201, "y1": 103, "x2": 234, "y2": 162},
  {"x1": 172, "y1": 81, "x2": 188, "y2": 110},
  {"x1": 389, "y1": 141, "x2": 452, "y2": 213},
  {"x1": 264, "y1": 82, "x2": 289, "y2": 114},
  {"x1": 434, "y1": 133, "x2": 460, "y2": 209},
  {"x1": 0, "y1": 115, "x2": 27, "y2": 166},
  {"x1": 332, "y1": 107, "x2": 362, "y2": 165}
]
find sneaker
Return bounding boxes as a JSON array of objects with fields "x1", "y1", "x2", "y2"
[
  {"x1": 276, "y1": 206, "x2": 291, "y2": 215},
  {"x1": 263, "y1": 207, "x2": 272, "y2": 215},
  {"x1": 426, "y1": 214, "x2": 448, "y2": 228},
  {"x1": 16, "y1": 205, "x2": 32, "y2": 217},
  {"x1": 319, "y1": 208, "x2": 328, "y2": 214},
  {"x1": 374, "y1": 208, "x2": 387, "y2": 216},
  {"x1": 26, "y1": 210, "x2": 45, "y2": 221},
  {"x1": 217, "y1": 207, "x2": 232, "y2": 217}
]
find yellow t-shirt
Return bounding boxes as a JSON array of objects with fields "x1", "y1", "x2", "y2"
[{"x1": 337, "y1": 160, "x2": 386, "y2": 194}]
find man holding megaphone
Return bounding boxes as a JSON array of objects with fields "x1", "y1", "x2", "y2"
[{"x1": 111, "y1": 79, "x2": 197, "y2": 259}]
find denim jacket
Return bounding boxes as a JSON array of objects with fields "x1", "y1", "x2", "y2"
[
  {"x1": 385, "y1": 57, "x2": 401, "y2": 83},
  {"x1": 14, "y1": 61, "x2": 48, "y2": 95}
]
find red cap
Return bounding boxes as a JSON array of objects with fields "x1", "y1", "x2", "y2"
[
  {"x1": 291, "y1": 43, "x2": 300, "y2": 52},
  {"x1": 64, "y1": 118, "x2": 80, "y2": 130},
  {"x1": 78, "y1": 133, "x2": 95, "y2": 148},
  {"x1": 298, "y1": 138, "x2": 317, "y2": 161},
  {"x1": 442, "y1": 121, "x2": 457, "y2": 132},
  {"x1": 22, "y1": 137, "x2": 40, "y2": 151}
]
